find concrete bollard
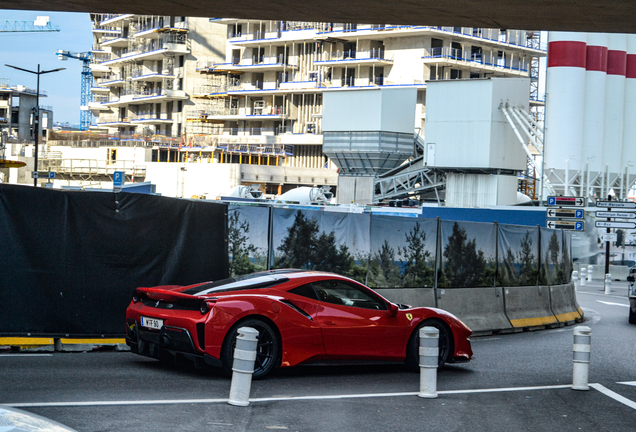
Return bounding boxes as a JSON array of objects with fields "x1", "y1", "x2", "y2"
[
  {"x1": 228, "y1": 327, "x2": 259, "y2": 407},
  {"x1": 604, "y1": 273, "x2": 612, "y2": 294},
  {"x1": 572, "y1": 271, "x2": 579, "y2": 290},
  {"x1": 580, "y1": 267, "x2": 587, "y2": 286},
  {"x1": 418, "y1": 326, "x2": 439, "y2": 399},
  {"x1": 572, "y1": 326, "x2": 591, "y2": 391},
  {"x1": 587, "y1": 265, "x2": 593, "y2": 282}
]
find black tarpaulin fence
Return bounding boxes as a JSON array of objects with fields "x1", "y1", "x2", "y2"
[{"x1": 0, "y1": 184, "x2": 228, "y2": 337}]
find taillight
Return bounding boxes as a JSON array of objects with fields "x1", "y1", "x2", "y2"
[
  {"x1": 200, "y1": 300, "x2": 211, "y2": 315},
  {"x1": 132, "y1": 290, "x2": 140, "y2": 303}
]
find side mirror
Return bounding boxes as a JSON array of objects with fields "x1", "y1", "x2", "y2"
[{"x1": 387, "y1": 302, "x2": 398, "y2": 317}]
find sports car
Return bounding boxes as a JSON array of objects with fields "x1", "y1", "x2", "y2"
[{"x1": 125, "y1": 270, "x2": 473, "y2": 378}]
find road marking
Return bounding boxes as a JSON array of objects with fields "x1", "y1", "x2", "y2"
[
  {"x1": 618, "y1": 381, "x2": 636, "y2": 387},
  {"x1": 590, "y1": 384, "x2": 636, "y2": 410},
  {"x1": 596, "y1": 300, "x2": 629, "y2": 307},
  {"x1": 0, "y1": 354, "x2": 53, "y2": 357},
  {"x1": 4, "y1": 384, "x2": 572, "y2": 408}
]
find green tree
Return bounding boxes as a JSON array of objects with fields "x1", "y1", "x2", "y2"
[
  {"x1": 518, "y1": 231, "x2": 538, "y2": 285},
  {"x1": 441, "y1": 222, "x2": 488, "y2": 287},
  {"x1": 368, "y1": 240, "x2": 401, "y2": 288},
  {"x1": 275, "y1": 211, "x2": 319, "y2": 269},
  {"x1": 228, "y1": 211, "x2": 263, "y2": 276},
  {"x1": 400, "y1": 222, "x2": 435, "y2": 287},
  {"x1": 545, "y1": 231, "x2": 562, "y2": 284},
  {"x1": 275, "y1": 211, "x2": 363, "y2": 280}
]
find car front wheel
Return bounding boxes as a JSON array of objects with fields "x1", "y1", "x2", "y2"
[{"x1": 405, "y1": 319, "x2": 453, "y2": 371}]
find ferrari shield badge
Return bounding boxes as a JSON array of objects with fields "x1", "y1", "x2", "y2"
[{"x1": 406, "y1": 313, "x2": 413, "y2": 321}]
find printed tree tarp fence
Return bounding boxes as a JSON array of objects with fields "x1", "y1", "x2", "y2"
[{"x1": 228, "y1": 204, "x2": 572, "y2": 289}]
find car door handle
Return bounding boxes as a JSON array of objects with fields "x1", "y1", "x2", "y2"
[{"x1": 324, "y1": 321, "x2": 336, "y2": 326}]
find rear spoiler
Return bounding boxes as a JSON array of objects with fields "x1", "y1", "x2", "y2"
[{"x1": 136, "y1": 287, "x2": 216, "y2": 303}]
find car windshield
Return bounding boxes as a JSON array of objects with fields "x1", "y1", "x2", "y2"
[{"x1": 181, "y1": 273, "x2": 290, "y2": 295}]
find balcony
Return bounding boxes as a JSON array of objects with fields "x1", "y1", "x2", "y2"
[
  {"x1": 422, "y1": 47, "x2": 530, "y2": 75},
  {"x1": 96, "y1": 114, "x2": 130, "y2": 126},
  {"x1": 88, "y1": 95, "x2": 112, "y2": 111},
  {"x1": 98, "y1": 14, "x2": 134, "y2": 26},
  {"x1": 186, "y1": 105, "x2": 287, "y2": 121},
  {"x1": 130, "y1": 111, "x2": 174, "y2": 124},
  {"x1": 102, "y1": 34, "x2": 189, "y2": 65},
  {"x1": 90, "y1": 85, "x2": 110, "y2": 94},
  {"x1": 99, "y1": 73, "x2": 125, "y2": 87},
  {"x1": 101, "y1": 34, "x2": 130, "y2": 48},
  {"x1": 314, "y1": 49, "x2": 394, "y2": 66},
  {"x1": 131, "y1": 66, "x2": 175, "y2": 82},
  {"x1": 209, "y1": 55, "x2": 297, "y2": 73},
  {"x1": 131, "y1": 17, "x2": 189, "y2": 39},
  {"x1": 105, "y1": 89, "x2": 187, "y2": 107}
]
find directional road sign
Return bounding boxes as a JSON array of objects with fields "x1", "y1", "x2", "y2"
[
  {"x1": 596, "y1": 201, "x2": 636, "y2": 209},
  {"x1": 546, "y1": 208, "x2": 584, "y2": 219},
  {"x1": 595, "y1": 221, "x2": 636, "y2": 229},
  {"x1": 31, "y1": 171, "x2": 55, "y2": 179},
  {"x1": 547, "y1": 220, "x2": 585, "y2": 230},
  {"x1": 547, "y1": 196, "x2": 586, "y2": 207},
  {"x1": 595, "y1": 211, "x2": 636, "y2": 219},
  {"x1": 601, "y1": 233, "x2": 617, "y2": 242}
]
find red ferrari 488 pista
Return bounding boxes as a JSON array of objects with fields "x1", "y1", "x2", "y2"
[{"x1": 126, "y1": 269, "x2": 473, "y2": 378}]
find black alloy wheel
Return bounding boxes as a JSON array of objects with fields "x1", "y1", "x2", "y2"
[
  {"x1": 405, "y1": 319, "x2": 453, "y2": 371},
  {"x1": 221, "y1": 318, "x2": 280, "y2": 379}
]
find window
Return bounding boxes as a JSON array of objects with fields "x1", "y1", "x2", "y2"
[
  {"x1": 289, "y1": 284, "x2": 319, "y2": 300},
  {"x1": 179, "y1": 55, "x2": 184, "y2": 68},
  {"x1": 312, "y1": 280, "x2": 386, "y2": 310}
]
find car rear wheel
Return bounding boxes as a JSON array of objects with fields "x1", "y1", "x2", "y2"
[
  {"x1": 629, "y1": 305, "x2": 636, "y2": 324},
  {"x1": 221, "y1": 318, "x2": 280, "y2": 379},
  {"x1": 405, "y1": 319, "x2": 453, "y2": 371}
]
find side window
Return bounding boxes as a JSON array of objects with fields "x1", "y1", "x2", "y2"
[
  {"x1": 289, "y1": 284, "x2": 318, "y2": 300},
  {"x1": 312, "y1": 280, "x2": 387, "y2": 310}
]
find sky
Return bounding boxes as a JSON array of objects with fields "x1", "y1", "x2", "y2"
[{"x1": 0, "y1": 9, "x2": 92, "y2": 125}]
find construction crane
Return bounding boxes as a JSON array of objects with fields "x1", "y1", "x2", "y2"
[
  {"x1": 1, "y1": 16, "x2": 60, "y2": 33},
  {"x1": 56, "y1": 50, "x2": 93, "y2": 131}
]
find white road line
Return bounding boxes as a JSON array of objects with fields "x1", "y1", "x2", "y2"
[
  {"x1": 590, "y1": 384, "x2": 636, "y2": 410},
  {"x1": 618, "y1": 381, "x2": 636, "y2": 387},
  {"x1": 5, "y1": 384, "x2": 572, "y2": 408},
  {"x1": 0, "y1": 354, "x2": 53, "y2": 357},
  {"x1": 596, "y1": 300, "x2": 629, "y2": 307}
]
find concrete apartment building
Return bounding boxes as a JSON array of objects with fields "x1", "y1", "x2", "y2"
[
  {"x1": 38, "y1": 15, "x2": 543, "y2": 199},
  {"x1": 0, "y1": 78, "x2": 53, "y2": 143}
]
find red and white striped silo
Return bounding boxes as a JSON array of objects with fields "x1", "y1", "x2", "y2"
[
  {"x1": 582, "y1": 33, "x2": 608, "y2": 174},
  {"x1": 545, "y1": 32, "x2": 587, "y2": 177},
  {"x1": 602, "y1": 33, "x2": 627, "y2": 176},
  {"x1": 622, "y1": 34, "x2": 636, "y2": 173}
]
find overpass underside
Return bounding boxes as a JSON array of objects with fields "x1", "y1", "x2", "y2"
[{"x1": 3, "y1": 0, "x2": 636, "y2": 33}]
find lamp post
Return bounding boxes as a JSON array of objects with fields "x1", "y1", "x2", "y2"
[{"x1": 5, "y1": 64, "x2": 65, "y2": 186}]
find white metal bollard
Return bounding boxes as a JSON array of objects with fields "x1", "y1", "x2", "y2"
[
  {"x1": 418, "y1": 326, "x2": 439, "y2": 399},
  {"x1": 572, "y1": 326, "x2": 591, "y2": 391},
  {"x1": 604, "y1": 273, "x2": 612, "y2": 294},
  {"x1": 580, "y1": 267, "x2": 587, "y2": 286},
  {"x1": 587, "y1": 265, "x2": 593, "y2": 282},
  {"x1": 228, "y1": 327, "x2": 259, "y2": 407},
  {"x1": 572, "y1": 271, "x2": 579, "y2": 291}
]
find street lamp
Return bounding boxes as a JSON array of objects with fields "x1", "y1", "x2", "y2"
[{"x1": 5, "y1": 64, "x2": 65, "y2": 186}]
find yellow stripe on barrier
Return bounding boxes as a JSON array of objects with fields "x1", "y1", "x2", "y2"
[
  {"x1": 59, "y1": 338, "x2": 126, "y2": 344},
  {"x1": 509, "y1": 316, "x2": 558, "y2": 328},
  {"x1": 0, "y1": 337, "x2": 54, "y2": 346},
  {"x1": 555, "y1": 310, "x2": 582, "y2": 322}
]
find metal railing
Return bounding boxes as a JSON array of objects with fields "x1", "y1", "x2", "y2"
[
  {"x1": 317, "y1": 49, "x2": 393, "y2": 62},
  {"x1": 424, "y1": 47, "x2": 529, "y2": 72}
]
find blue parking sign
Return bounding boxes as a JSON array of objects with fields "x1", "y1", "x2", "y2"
[{"x1": 113, "y1": 171, "x2": 124, "y2": 187}]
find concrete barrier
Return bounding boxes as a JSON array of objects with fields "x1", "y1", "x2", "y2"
[
  {"x1": 436, "y1": 287, "x2": 511, "y2": 334},
  {"x1": 550, "y1": 283, "x2": 583, "y2": 324},
  {"x1": 0, "y1": 337, "x2": 54, "y2": 352},
  {"x1": 574, "y1": 264, "x2": 630, "y2": 281},
  {"x1": 54, "y1": 338, "x2": 129, "y2": 352},
  {"x1": 376, "y1": 288, "x2": 436, "y2": 308},
  {"x1": 503, "y1": 286, "x2": 558, "y2": 329}
]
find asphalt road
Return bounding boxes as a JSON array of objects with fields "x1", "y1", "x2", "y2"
[{"x1": 1, "y1": 281, "x2": 635, "y2": 431}]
